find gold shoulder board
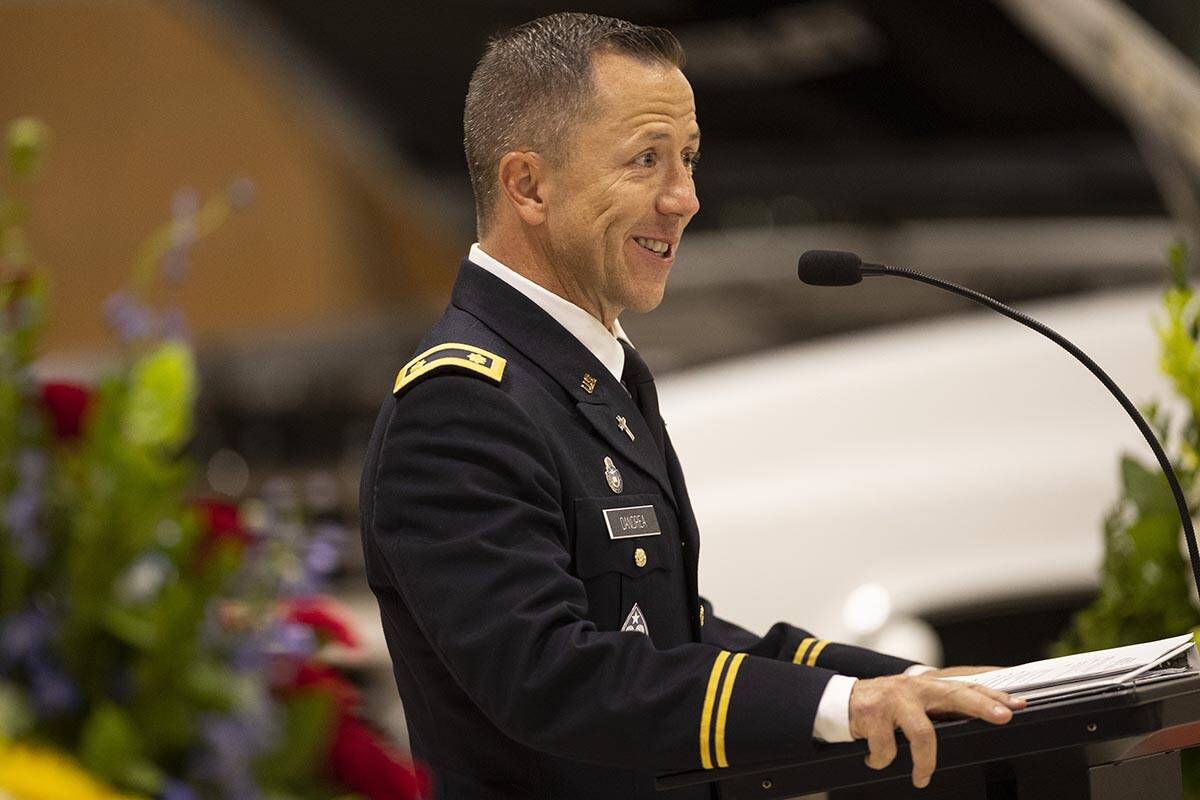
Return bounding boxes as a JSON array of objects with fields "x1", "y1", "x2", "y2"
[{"x1": 393, "y1": 343, "x2": 507, "y2": 394}]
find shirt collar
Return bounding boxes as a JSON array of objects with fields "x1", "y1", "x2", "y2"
[{"x1": 468, "y1": 243, "x2": 628, "y2": 381}]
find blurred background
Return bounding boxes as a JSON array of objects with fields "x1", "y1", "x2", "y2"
[{"x1": 5, "y1": 0, "x2": 1200, "y2": 786}]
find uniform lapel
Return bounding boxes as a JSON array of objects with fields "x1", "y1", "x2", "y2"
[
  {"x1": 573, "y1": 390, "x2": 677, "y2": 509},
  {"x1": 449, "y1": 260, "x2": 679, "y2": 507}
]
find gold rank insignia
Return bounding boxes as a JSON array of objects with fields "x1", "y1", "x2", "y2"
[
  {"x1": 581, "y1": 373, "x2": 597, "y2": 394},
  {"x1": 394, "y1": 343, "x2": 506, "y2": 394}
]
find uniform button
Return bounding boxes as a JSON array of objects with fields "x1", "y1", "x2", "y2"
[
  {"x1": 634, "y1": 547, "x2": 647, "y2": 568},
  {"x1": 680, "y1": 538, "x2": 686, "y2": 548}
]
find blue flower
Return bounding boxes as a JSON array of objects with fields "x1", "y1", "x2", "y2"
[
  {"x1": 0, "y1": 608, "x2": 50, "y2": 669},
  {"x1": 268, "y1": 621, "x2": 317, "y2": 660},
  {"x1": 28, "y1": 660, "x2": 79, "y2": 717},
  {"x1": 304, "y1": 523, "x2": 346, "y2": 578},
  {"x1": 102, "y1": 290, "x2": 155, "y2": 343},
  {"x1": 161, "y1": 780, "x2": 197, "y2": 800},
  {"x1": 2, "y1": 486, "x2": 46, "y2": 565}
]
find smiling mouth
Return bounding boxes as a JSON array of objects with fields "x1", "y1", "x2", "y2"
[{"x1": 633, "y1": 236, "x2": 673, "y2": 259}]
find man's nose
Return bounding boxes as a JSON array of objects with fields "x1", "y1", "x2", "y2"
[{"x1": 658, "y1": 168, "x2": 700, "y2": 219}]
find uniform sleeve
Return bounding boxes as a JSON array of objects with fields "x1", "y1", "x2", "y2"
[
  {"x1": 363, "y1": 375, "x2": 836, "y2": 773},
  {"x1": 699, "y1": 597, "x2": 917, "y2": 679}
]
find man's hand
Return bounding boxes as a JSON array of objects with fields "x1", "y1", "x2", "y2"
[
  {"x1": 849, "y1": 674, "x2": 1026, "y2": 789},
  {"x1": 920, "y1": 665, "x2": 1001, "y2": 679}
]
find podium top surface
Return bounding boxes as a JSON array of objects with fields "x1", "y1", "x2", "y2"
[{"x1": 656, "y1": 672, "x2": 1200, "y2": 792}]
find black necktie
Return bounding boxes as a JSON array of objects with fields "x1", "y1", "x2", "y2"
[{"x1": 620, "y1": 339, "x2": 666, "y2": 455}]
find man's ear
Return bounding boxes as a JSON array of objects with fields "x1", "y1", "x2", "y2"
[{"x1": 497, "y1": 151, "x2": 548, "y2": 226}]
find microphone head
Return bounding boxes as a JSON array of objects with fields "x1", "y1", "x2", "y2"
[{"x1": 798, "y1": 250, "x2": 864, "y2": 286}]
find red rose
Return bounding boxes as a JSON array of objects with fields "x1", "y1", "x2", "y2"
[
  {"x1": 329, "y1": 715, "x2": 430, "y2": 800},
  {"x1": 283, "y1": 661, "x2": 357, "y2": 710},
  {"x1": 193, "y1": 499, "x2": 251, "y2": 546},
  {"x1": 39, "y1": 382, "x2": 92, "y2": 441},
  {"x1": 285, "y1": 598, "x2": 360, "y2": 649},
  {"x1": 279, "y1": 663, "x2": 429, "y2": 798}
]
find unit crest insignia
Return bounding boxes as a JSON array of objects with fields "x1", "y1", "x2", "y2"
[
  {"x1": 621, "y1": 603, "x2": 649, "y2": 636},
  {"x1": 604, "y1": 456, "x2": 623, "y2": 494}
]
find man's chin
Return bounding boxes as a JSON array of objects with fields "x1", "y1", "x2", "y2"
[{"x1": 622, "y1": 287, "x2": 667, "y2": 315}]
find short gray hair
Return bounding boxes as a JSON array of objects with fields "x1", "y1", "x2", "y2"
[{"x1": 463, "y1": 12, "x2": 685, "y2": 235}]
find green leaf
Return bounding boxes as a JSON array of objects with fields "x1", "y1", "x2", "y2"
[
  {"x1": 101, "y1": 605, "x2": 158, "y2": 649},
  {"x1": 122, "y1": 341, "x2": 197, "y2": 451},
  {"x1": 0, "y1": 680, "x2": 34, "y2": 738},
  {"x1": 1120, "y1": 455, "x2": 1178, "y2": 518},
  {"x1": 255, "y1": 691, "x2": 336, "y2": 790},
  {"x1": 79, "y1": 702, "x2": 144, "y2": 784},
  {"x1": 119, "y1": 758, "x2": 166, "y2": 796},
  {"x1": 185, "y1": 661, "x2": 239, "y2": 710},
  {"x1": 1168, "y1": 240, "x2": 1190, "y2": 290},
  {"x1": 1126, "y1": 514, "x2": 1180, "y2": 561}
]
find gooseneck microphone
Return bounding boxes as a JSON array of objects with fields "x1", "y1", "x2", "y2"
[{"x1": 798, "y1": 249, "x2": 1200, "y2": 605}]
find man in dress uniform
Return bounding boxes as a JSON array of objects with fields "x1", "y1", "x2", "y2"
[{"x1": 360, "y1": 12, "x2": 1024, "y2": 798}]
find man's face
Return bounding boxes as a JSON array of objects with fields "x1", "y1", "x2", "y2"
[{"x1": 539, "y1": 51, "x2": 700, "y2": 321}]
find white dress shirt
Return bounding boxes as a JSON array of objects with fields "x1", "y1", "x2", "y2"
[{"x1": 466, "y1": 243, "x2": 917, "y2": 744}]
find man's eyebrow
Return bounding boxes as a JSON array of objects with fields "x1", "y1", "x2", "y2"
[{"x1": 642, "y1": 130, "x2": 702, "y2": 144}]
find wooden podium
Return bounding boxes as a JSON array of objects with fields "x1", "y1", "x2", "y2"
[{"x1": 656, "y1": 674, "x2": 1200, "y2": 799}]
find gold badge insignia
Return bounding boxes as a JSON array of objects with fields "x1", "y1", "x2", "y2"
[
  {"x1": 616, "y1": 415, "x2": 635, "y2": 441},
  {"x1": 604, "y1": 456, "x2": 623, "y2": 494},
  {"x1": 634, "y1": 547, "x2": 647, "y2": 568},
  {"x1": 581, "y1": 373, "x2": 597, "y2": 394}
]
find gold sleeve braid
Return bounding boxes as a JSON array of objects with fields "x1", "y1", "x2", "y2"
[
  {"x1": 792, "y1": 637, "x2": 830, "y2": 667},
  {"x1": 699, "y1": 650, "x2": 748, "y2": 769}
]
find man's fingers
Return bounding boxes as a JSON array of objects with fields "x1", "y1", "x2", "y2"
[
  {"x1": 863, "y1": 720, "x2": 897, "y2": 771},
  {"x1": 969, "y1": 683, "x2": 1026, "y2": 710},
  {"x1": 897, "y1": 705, "x2": 937, "y2": 789},
  {"x1": 926, "y1": 681, "x2": 1013, "y2": 723}
]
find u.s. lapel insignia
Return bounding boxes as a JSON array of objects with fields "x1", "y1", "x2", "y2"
[
  {"x1": 621, "y1": 603, "x2": 649, "y2": 635},
  {"x1": 604, "y1": 456, "x2": 623, "y2": 494},
  {"x1": 581, "y1": 373, "x2": 597, "y2": 394}
]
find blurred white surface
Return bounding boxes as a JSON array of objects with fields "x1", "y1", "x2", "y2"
[{"x1": 659, "y1": 286, "x2": 1174, "y2": 659}]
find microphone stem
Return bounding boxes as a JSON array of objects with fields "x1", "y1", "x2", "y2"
[{"x1": 874, "y1": 264, "x2": 1200, "y2": 606}]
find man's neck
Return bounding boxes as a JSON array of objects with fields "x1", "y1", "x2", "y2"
[{"x1": 479, "y1": 232, "x2": 619, "y2": 331}]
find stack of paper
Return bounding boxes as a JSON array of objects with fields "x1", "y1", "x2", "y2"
[{"x1": 941, "y1": 633, "x2": 1198, "y2": 703}]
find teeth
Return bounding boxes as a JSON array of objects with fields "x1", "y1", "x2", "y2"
[{"x1": 634, "y1": 237, "x2": 670, "y2": 255}]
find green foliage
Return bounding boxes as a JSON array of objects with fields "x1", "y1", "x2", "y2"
[
  {"x1": 122, "y1": 342, "x2": 197, "y2": 451},
  {"x1": 1056, "y1": 242, "x2": 1200, "y2": 794},
  {"x1": 0, "y1": 119, "x2": 377, "y2": 799}
]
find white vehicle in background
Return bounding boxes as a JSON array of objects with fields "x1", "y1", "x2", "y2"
[{"x1": 659, "y1": 286, "x2": 1181, "y2": 668}]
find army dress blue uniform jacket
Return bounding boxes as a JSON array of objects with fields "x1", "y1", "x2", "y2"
[{"x1": 360, "y1": 260, "x2": 915, "y2": 798}]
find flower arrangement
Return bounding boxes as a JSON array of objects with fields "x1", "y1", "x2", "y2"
[
  {"x1": 0, "y1": 118, "x2": 426, "y2": 799},
  {"x1": 1055, "y1": 242, "x2": 1200, "y2": 795}
]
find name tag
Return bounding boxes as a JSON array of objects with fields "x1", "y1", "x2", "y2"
[{"x1": 603, "y1": 505, "x2": 661, "y2": 539}]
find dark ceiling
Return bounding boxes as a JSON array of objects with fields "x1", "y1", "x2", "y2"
[{"x1": 229, "y1": 0, "x2": 1199, "y2": 227}]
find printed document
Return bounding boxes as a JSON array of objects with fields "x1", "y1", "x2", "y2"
[{"x1": 941, "y1": 633, "x2": 1198, "y2": 703}]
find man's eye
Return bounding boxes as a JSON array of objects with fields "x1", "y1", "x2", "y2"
[
  {"x1": 635, "y1": 152, "x2": 656, "y2": 167},
  {"x1": 685, "y1": 153, "x2": 701, "y2": 173}
]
